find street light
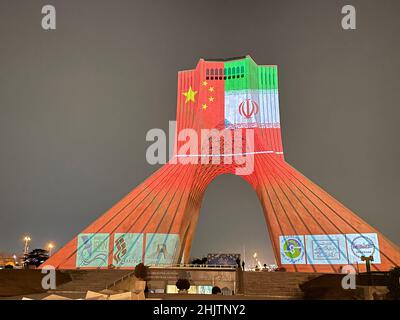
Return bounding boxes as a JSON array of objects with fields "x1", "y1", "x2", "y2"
[
  {"x1": 252, "y1": 252, "x2": 258, "y2": 270},
  {"x1": 23, "y1": 236, "x2": 31, "y2": 254},
  {"x1": 47, "y1": 243, "x2": 55, "y2": 256}
]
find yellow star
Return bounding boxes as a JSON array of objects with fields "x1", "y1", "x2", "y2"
[
  {"x1": 208, "y1": 86, "x2": 214, "y2": 92},
  {"x1": 208, "y1": 96, "x2": 214, "y2": 102},
  {"x1": 202, "y1": 103, "x2": 208, "y2": 110},
  {"x1": 202, "y1": 81, "x2": 208, "y2": 86},
  {"x1": 183, "y1": 86, "x2": 197, "y2": 103}
]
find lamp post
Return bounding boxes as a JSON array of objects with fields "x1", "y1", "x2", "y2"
[
  {"x1": 47, "y1": 243, "x2": 55, "y2": 256},
  {"x1": 253, "y1": 252, "x2": 258, "y2": 270},
  {"x1": 361, "y1": 255, "x2": 374, "y2": 273},
  {"x1": 23, "y1": 236, "x2": 31, "y2": 254}
]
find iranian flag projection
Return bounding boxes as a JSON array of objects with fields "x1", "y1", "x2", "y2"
[{"x1": 40, "y1": 56, "x2": 400, "y2": 272}]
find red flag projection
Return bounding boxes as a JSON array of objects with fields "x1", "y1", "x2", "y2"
[{"x1": 41, "y1": 56, "x2": 400, "y2": 272}]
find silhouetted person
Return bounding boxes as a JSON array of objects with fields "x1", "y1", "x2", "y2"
[
  {"x1": 241, "y1": 261, "x2": 245, "y2": 270},
  {"x1": 236, "y1": 258, "x2": 241, "y2": 269}
]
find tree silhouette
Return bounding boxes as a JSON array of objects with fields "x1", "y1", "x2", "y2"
[
  {"x1": 23, "y1": 249, "x2": 49, "y2": 268},
  {"x1": 134, "y1": 263, "x2": 149, "y2": 280},
  {"x1": 176, "y1": 279, "x2": 191, "y2": 292},
  {"x1": 212, "y1": 286, "x2": 221, "y2": 294},
  {"x1": 387, "y1": 266, "x2": 400, "y2": 300}
]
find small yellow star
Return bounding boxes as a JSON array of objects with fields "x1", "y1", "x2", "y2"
[
  {"x1": 202, "y1": 103, "x2": 208, "y2": 110},
  {"x1": 202, "y1": 81, "x2": 208, "y2": 86},
  {"x1": 183, "y1": 86, "x2": 197, "y2": 103},
  {"x1": 208, "y1": 86, "x2": 214, "y2": 92},
  {"x1": 208, "y1": 96, "x2": 214, "y2": 102}
]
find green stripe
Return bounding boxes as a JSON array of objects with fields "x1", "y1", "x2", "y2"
[
  {"x1": 258, "y1": 66, "x2": 278, "y2": 90},
  {"x1": 223, "y1": 57, "x2": 250, "y2": 91},
  {"x1": 224, "y1": 56, "x2": 278, "y2": 91}
]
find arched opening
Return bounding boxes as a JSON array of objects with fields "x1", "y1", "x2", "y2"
[{"x1": 190, "y1": 174, "x2": 275, "y2": 268}]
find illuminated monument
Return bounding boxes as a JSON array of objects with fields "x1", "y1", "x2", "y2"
[{"x1": 41, "y1": 56, "x2": 400, "y2": 272}]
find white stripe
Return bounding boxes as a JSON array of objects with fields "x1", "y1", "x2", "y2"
[
  {"x1": 224, "y1": 89, "x2": 280, "y2": 128},
  {"x1": 175, "y1": 150, "x2": 284, "y2": 157}
]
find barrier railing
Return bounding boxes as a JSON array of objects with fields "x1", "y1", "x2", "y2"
[
  {"x1": 148, "y1": 263, "x2": 237, "y2": 269},
  {"x1": 105, "y1": 264, "x2": 238, "y2": 289}
]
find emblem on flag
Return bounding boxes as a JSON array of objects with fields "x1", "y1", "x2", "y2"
[{"x1": 238, "y1": 99, "x2": 259, "y2": 119}]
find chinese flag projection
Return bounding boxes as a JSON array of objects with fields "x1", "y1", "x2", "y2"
[{"x1": 41, "y1": 56, "x2": 400, "y2": 272}]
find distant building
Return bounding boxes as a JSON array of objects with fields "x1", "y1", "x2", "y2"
[{"x1": 0, "y1": 252, "x2": 22, "y2": 267}]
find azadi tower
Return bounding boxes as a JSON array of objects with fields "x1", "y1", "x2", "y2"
[{"x1": 41, "y1": 56, "x2": 400, "y2": 272}]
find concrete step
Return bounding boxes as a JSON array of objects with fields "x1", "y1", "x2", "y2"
[
  {"x1": 242, "y1": 272, "x2": 323, "y2": 297},
  {"x1": 54, "y1": 270, "x2": 132, "y2": 292}
]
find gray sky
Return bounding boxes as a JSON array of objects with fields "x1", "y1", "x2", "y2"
[{"x1": 0, "y1": 0, "x2": 399, "y2": 264}]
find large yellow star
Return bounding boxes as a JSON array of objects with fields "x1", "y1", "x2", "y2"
[{"x1": 183, "y1": 86, "x2": 197, "y2": 103}]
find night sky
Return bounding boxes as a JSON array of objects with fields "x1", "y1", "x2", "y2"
[{"x1": 0, "y1": 0, "x2": 399, "y2": 265}]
